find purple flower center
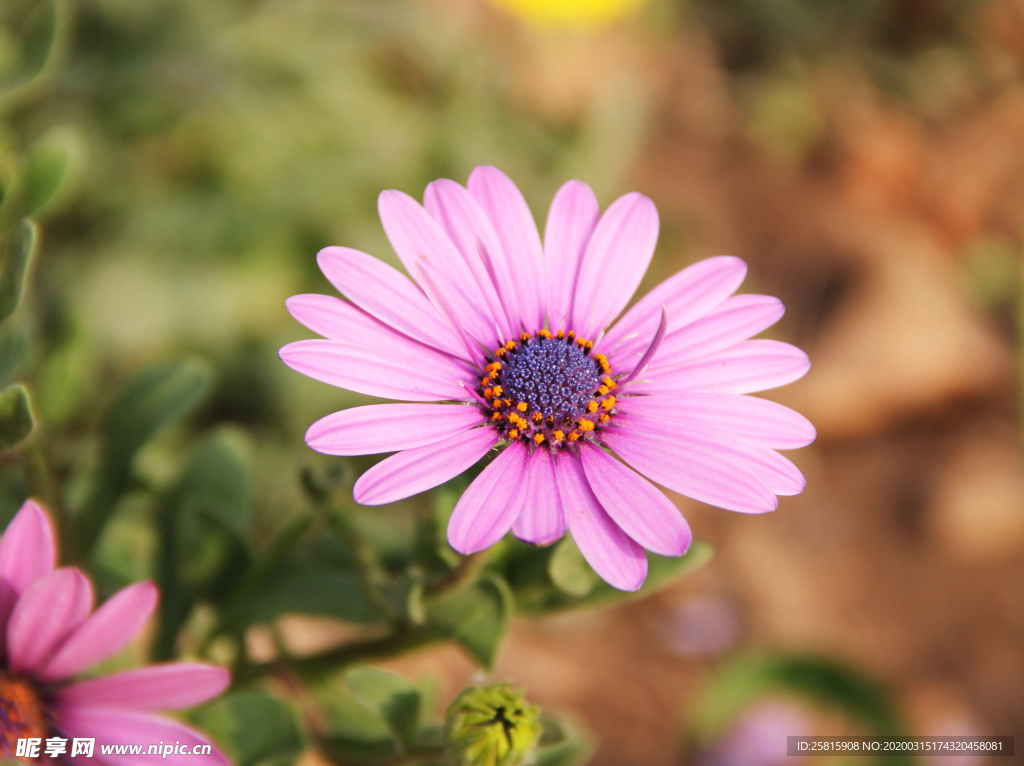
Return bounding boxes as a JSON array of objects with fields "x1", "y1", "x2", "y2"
[
  {"x1": 0, "y1": 672, "x2": 47, "y2": 757},
  {"x1": 479, "y1": 331, "x2": 618, "y2": 448},
  {"x1": 502, "y1": 337, "x2": 600, "y2": 418}
]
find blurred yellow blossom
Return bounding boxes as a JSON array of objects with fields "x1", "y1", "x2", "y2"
[{"x1": 487, "y1": 0, "x2": 648, "y2": 28}]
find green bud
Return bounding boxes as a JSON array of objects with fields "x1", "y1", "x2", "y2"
[{"x1": 445, "y1": 684, "x2": 542, "y2": 766}]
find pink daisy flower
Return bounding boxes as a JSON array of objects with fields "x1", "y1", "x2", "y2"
[
  {"x1": 0, "y1": 499, "x2": 230, "y2": 765},
  {"x1": 281, "y1": 166, "x2": 814, "y2": 591}
]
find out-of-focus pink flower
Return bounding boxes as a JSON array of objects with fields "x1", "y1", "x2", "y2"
[
  {"x1": 0, "y1": 499, "x2": 230, "y2": 765},
  {"x1": 281, "y1": 166, "x2": 814, "y2": 591},
  {"x1": 700, "y1": 700, "x2": 811, "y2": 766}
]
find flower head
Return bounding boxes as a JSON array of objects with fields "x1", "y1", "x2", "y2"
[
  {"x1": 445, "y1": 684, "x2": 541, "y2": 766},
  {"x1": 281, "y1": 166, "x2": 814, "y2": 591},
  {"x1": 0, "y1": 499, "x2": 230, "y2": 765}
]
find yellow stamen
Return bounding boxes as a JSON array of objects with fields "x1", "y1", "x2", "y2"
[
  {"x1": 598, "y1": 385, "x2": 609, "y2": 396},
  {"x1": 508, "y1": 429, "x2": 519, "y2": 439},
  {"x1": 483, "y1": 388, "x2": 493, "y2": 399},
  {"x1": 579, "y1": 419, "x2": 595, "y2": 432},
  {"x1": 538, "y1": 328, "x2": 552, "y2": 339},
  {"x1": 587, "y1": 400, "x2": 598, "y2": 413},
  {"x1": 567, "y1": 431, "x2": 580, "y2": 442},
  {"x1": 601, "y1": 396, "x2": 615, "y2": 411},
  {"x1": 556, "y1": 329, "x2": 565, "y2": 339},
  {"x1": 533, "y1": 433, "x2": 545, "y2": 444},
  {"x1": 531, "y1": 412, "x2": 543, "y2": 422},
  {"x1": 491, "y1": 412, "x2": 503, "y2": 421},
  {"x1": 599, "y1": 413, "x2": 610, "y2": 422},
  {"x1": 603, "y1": 376, "x2": 616, "y2": 389},
  {"x1": 516, "y1": 402, "x2": 528, "y2": 412},
  {"x1": 553, "y1": 430, "x2": 565, "y2": 442},
  {"x1": 492, "y1": 399, "x2": 503, "y2": 408},
  {"x1": 520, "y1": 332, "x2": 531, "y2": 342}
]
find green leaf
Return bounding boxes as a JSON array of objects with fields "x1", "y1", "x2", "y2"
[
  {"x1": 0, "y1": 220, "x2": 36, "y2": 324},
  {"x1": 533, "y1": 718, "x2": 595, "y2": 766},
  {"x1": 346, "y1": 667, "x2": 421, "y2": 751},
  {"x1": 190, "y1": 690, "x2": 303, "y2": 766},
  {"x1": 427, "y1": 572, "x2": 512, "y2": 669},
  {"x1": 320, "y1": 685, "x2": 400, "y2": 765},
  {"x1": 547, "y1": 536, "x2": 596, "y2": 598},
  {"x1": 0, "y1": 0, "x2": 73, "y2": 112},
  {"x1": 72, "y1": 357, "x2": 212, "y2": 559},
  {"x1": 691, "y1": 654, "x2": 913, "y2": 766},
  {"x1": 228, "y1": 569, "x2": 379, "y2": 627},
  {"x1": 20, "y1": 126, "x2": 81, "y2": 219},
  {"x1": 516, "y1": 540, "x2": 714, "y2": 615},
  {"x1": 0, "y1": 383, "x2": 34, "y2": 449}
]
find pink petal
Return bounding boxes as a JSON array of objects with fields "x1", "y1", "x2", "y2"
[
  {"x1": 644, "y1": 294, "x2": 785, "y2": 371},
  {"x1": 7, "y1": 568, "x2": 93, "y2": 674},
  {"x1": 571, "y1": 192, "x2": 659, "y2": 339},
  {"x1": 577, "y1": 442, "x2": 692, "y2": 556},
  {"x1": 616, "y1": 393, "x2": 816, "y2": 449},
  {"x1": 55, "y1": 662, "x2": 229, "y2": 712},
  {"x1": 40, "y1": 581, "x2": 158, "y2": 682},
  {"x1": 512, "y1": 448, "x2": 565, "y2": 546},
  {"x1": 286, "y1": 293, "x2": 473, "y2": 370},
  {"x1": 447, "y1": 441, "x2": 529, "y2": 554},
  {"x1": 378, "y1": 189, "x2": 501, "y2": 348},
  {"x1": 544, "y1": 180, "x2": 600, "y2": 332},
  {"x1": 625, "y1": 339, "x2": 810, "y2": 395},
  {"x1": 600, "y1": 256, "x2": 747, "y2": 364},
  {"x1": 0, "y1": 499, "x2": 56, "y2": 654},
  {"x1": 316, "y1": 246, "x2": 467, "y2": 358},
  {"x1": 53, "y1": 708, "x2": 229, "y2": 766},
  {"x1": 354, "y1": 427, "x2": 498, "y2": 506},
  {"x1": 603, "y1": 426, "x2": 778, "y2": 514},
  {"x1": 279, "y1": 339, "x2": 473, "y2": 402},
  {"x1": 424, "y1": 179, "x2": 517, "y2": 339},
  {"x1": 306, "y1": 403, "x2": 485, "y2": 456},
  {"x1": 467, "y1": 166, "x2": 546, "y2": 332},
  {"x1": 555, "y1": 454, "x2": 647, "y2": 592}
]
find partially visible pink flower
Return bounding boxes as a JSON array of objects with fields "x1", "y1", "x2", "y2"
[
  {"x1": 699, "y1": 700, "x2": 811, "y2": 766},
  {"x1": 0, "y1": 499, "x2": 230, "y2": 765},
  {"x1": 281, "y1": 166, "x2": 814, "y2": 591}
]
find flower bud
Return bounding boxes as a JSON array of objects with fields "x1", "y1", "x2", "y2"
[{"x1": 445, "y1": 684, "x2": 542, "y2": 766}]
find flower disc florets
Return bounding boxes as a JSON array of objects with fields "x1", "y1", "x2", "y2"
[
  {"x1": 0, "y1": 672, "x2": 47, "y2": 757},
  {"x1": 480, "y1": 329, "x2": 617, "y2": 448}
]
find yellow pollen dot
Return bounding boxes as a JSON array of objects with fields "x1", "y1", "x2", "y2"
[
  {"x1": 531, "y1": 412, "x2": 543, "y2": 422},
  {"x1": 579, "y1": 419, "x2": 595, "y2": 432},
  {"x1": 602, "y1": 396, "x2": 616, "y2": 411},
  {"x1": 520, "y1": 332, "x2": 531, "y2": 342},
  {"x1": 516, "y1": 402, "x2": 528, "y2": 412},
  {"x1": 491, "y1": 385, "x2": 503, "y2": 396},
  {"x1": 553, "y1": 430, "x2": 565, "y2": 442},
  {"x1": 538, "y1": 328, "x2": 552, "y2": 339},
  {"x1": 598, "y1": 385, "x2": 609, "y2": 396},
  {"x1": 533, "y1": 433, "x2": 545, "y2": 444},
  {"x1": 486, "y1": 362, "x2": 501, "y2": 373},
  {"x1": 504, "y1": 398, "x2": 512, "y2": 407},
  {"x1": 599, "y1": 413, "x2": 610, "y2": 422},
  {"x1": 566, "y1": 331, "x2": 576, "y2": 341},
  {"x1": 603, "y1": 377, "x2": 616, "y2": 389},
  {"x1": 576, "y1": 337, "x2": 586, "y2": 347},
  {"x1": 556, "y1": 329, "x2": 565, "y2": 339},
  {"x1": 567, "y1": 431, "x2": 580, "y2": 442},
  {"x1": 481, "y1": 377, "x2": 491, "y2": 387},
  {"x1": 492, "y1": 399, "x2": 503, "y2": 408},
  {"x1": 505, "y1": 340, "x2": 517, "y2": 351},
  {"x1": 593, "y1": 353, "x2": 606, "y2": 363},
  {"x1": 496, "y1": 347, "x2": 507, "y2": 357},
  {"x1": 489, "y1": 371, "x2": 499, "y2": 381},
  {"x1": 508, "y1": 429, "x2": 519, "y2": 439},
  {"x1": 483, "y1": 388, "x2": 493, "y2": 398},
  {"x1": 491, "y1": 412, "x2": 503, "y2": 421},
  {"x1": 587, "y1": 400, "x2": 599, "y2": 413}
]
